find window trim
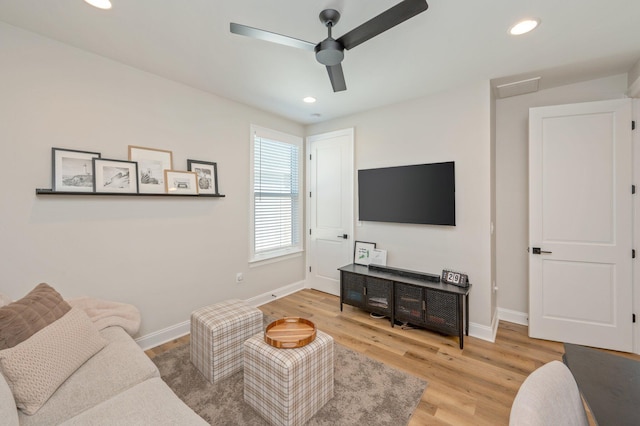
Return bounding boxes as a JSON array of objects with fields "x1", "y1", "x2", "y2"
[{"x1": 249, "y1": 124, "x2": 303, "y2": 263}]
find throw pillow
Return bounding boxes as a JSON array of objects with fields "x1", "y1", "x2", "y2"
[
  {"x1": 0, "y1": 307, "x2": 107, "y2": 415},
  {"x1": 0, "y1": 283, "x2": 71, "y2": 350}
]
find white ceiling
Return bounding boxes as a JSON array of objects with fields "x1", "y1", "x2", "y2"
[{"x1": 1, "y1": 0, "x2": 639, "y2": 124}]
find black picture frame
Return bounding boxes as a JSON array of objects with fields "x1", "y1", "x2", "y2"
[
  {"x1": 52, "y1": 147, "x2": 101, "y2": 192},
  {"x1": 187, "y1": 159, "x2": 219, "y2": 195},
  {"x1": 354, "y1": 241, "x2": 376, "y2": 266},
  {"x1": 92, "y1": 158, "x2": 139, "y2": 194}
]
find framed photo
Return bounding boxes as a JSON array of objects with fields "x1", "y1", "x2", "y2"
[
  {"x1": 187, "y1": 159, "x2": 219, "y2": 195},
  {"x1": 370, "y1": 249, "x2": 387, "y2": 266},
  {"x1": 52, "y1": 148, "x2": 101, "y2": 192},
  {"x1": 164, "y1": 170, "x2": 199, "y2": 195},
  {"x1": 128, "y1": 146, "x2": 173, "y2": 193},
  {"x1": 92, "y1": 159, "x2": 138, "y2": 193},
  {"x1": 354, "y1": 241, "x2": 376, "y2": 266}
]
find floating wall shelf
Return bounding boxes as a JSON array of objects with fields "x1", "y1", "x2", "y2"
[{"x1": 35, "y1": 189, "x2": 225, "y2": 198}]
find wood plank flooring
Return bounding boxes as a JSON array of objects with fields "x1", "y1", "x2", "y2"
[{"x1": 146, "y1": 289, "x2": 639, "y2": 425}]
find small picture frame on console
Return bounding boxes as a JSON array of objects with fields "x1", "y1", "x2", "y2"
[
  {"x1": 369, "y1": 248, "x2": 387, "y2": 266},
  {"x1": 354, "y1": 241, "x2": 376, "y2": 266}
]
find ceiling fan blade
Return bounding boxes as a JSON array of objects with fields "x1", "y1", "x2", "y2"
[
  {"x1": 337, "y1": 0, "x2": 428, "y2": 50},
  {"x1": 326, "y1": 64, "x2": 347, "y2": 92},
  {"x1": 230, "y1": 23, "x2": 316, "y2": 52}
]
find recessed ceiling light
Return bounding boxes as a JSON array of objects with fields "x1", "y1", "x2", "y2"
[
  {"x1": 84, "y1": 0, "x2": 112, "y2": 10},
  {"x1": 303, "y1": 96, "x2": 317, "y2": 103},
  {"x1": 509, "y1": 18, "x2": 540, "y2": 35}
]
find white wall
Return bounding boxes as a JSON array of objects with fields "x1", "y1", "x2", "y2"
[
  {"x1": 307, "y1": 82, "x2": 494, "y2": 331},
  {"x1": 495, "y1": 74, "x2": 629, "y2": 318},
  {"x1": 0, "y1": 22, "x2": 306, "y2": 339}
]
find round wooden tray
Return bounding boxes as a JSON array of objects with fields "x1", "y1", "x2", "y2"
[{"x1": 264, "y1": 317, "x2": 317, "y2": 349}]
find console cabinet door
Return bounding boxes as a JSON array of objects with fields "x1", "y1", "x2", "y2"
[
  {"x1": 395, "y1": 283, "x2": 424, "y2": 324},
  {"x1": 364, "y1": 277, "x2": 393, "y2": 316},
  {"x1": 341, "y1": 272, "x2": 366, "y2": 308},
  {"x1": 424, "y1": 289, "x2": 459, "y2": 334}
]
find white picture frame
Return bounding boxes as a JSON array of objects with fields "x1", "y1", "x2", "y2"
[{"x1": 369, "y1": 249, "x2": 387, "y2": 266}]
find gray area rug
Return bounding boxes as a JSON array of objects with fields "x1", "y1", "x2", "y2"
[{"x1": 152, "y1": 338, "x2": 426, "y2": 425}]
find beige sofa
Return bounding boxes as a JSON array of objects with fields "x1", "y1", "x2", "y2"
[{"x1": 0, "y1": 285, "x2": 206, "y2": 425}]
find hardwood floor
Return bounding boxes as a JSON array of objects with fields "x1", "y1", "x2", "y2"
[{"x1": 146, "y1": 289, "x2": 639, "y2": 425}]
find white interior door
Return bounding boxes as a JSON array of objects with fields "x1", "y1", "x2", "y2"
[
  {"x1": 306, "y1": 128, "x2": 354, "y2": 295},
  {"x1": 529, "y1": 99, "x2": 633, "y2": 352}
]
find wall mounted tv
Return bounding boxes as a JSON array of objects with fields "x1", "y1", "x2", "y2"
[{"x1": 358, "y1": 161, "x2": 455, "y2": 226}]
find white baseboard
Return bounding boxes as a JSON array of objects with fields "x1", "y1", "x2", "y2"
[
  {"x1": 497, "y1": 308, "x2": 528, "y2": 326},
  {"x1": 244, "y1": 280, "x2": 306, "y2": 307},
  {"x1": 469, "y1": 308, "x2": 499, "y2": 343},
  {"x1": 135, "y1": 320, "x2": 190, "y2": 351},
  {"x1": 135, "y1": 280, "x2": 306, "y2": 351}
]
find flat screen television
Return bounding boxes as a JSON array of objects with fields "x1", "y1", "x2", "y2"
[{"x1": 358, "y1": 161, "x2": 455, "y2": 226}]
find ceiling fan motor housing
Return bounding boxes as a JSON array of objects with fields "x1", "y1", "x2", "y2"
[{"x1": 315, "y1": 39, "x2": 344, "y2": 66}]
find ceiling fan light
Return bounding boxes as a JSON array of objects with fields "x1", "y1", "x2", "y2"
[
  {"x1": 509, "y1": 18, "x2": 540, "y2": 35},
  {"x1": 84, "y1": 0, "x2": 112, "y2": 10}
]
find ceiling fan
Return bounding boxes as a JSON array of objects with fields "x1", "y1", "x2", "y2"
[{"x1": 230, "y1": 0, "x2": 429, "y2": 92}]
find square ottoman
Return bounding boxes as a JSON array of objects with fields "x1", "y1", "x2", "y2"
[
  {"x1": 244, "y1": 330, "x2": 334, "y2": 426},
  {"x1": 190, "y1": 299, "x2": 263, "y2": 383}
]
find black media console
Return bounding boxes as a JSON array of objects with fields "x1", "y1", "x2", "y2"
[{"x1": 339, "y1": 263, "x2": 471, "y2": 349}]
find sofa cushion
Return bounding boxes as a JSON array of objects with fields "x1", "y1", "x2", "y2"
[
  {"x1": 0, "y1": 372, "x2": 19, "y2": 426},
  {"x1": 0, "y1": 283, "x2": 71, "y2": 350},
  {"x1": 18, "y1": 326, "x2": 161, "y2": 426},
  {"x1": 0, "y1": 307, "x2": 107, "y2": 415},
  {"x1": 59, "y1": 377, "x2": 208, "y2": 425}
]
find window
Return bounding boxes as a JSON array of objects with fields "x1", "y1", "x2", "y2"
[{"x1": 250, "y1": 125, "x2": 303, "y2": 262}]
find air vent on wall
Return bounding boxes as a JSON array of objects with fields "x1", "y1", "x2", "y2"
[{"x1": 495, "y1": 77, "x2": 541, "y2": 98}]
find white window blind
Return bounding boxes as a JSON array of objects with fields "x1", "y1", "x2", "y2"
[{"x1": 250, "y1": 126, "x2": 302, "y2": 261}]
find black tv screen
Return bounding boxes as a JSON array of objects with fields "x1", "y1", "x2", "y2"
[{"x1": 358, "y1": 161, "x2": 455, "y2": 226}]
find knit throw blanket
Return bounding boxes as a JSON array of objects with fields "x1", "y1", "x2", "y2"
[{"x1": 67, "y1": 297, "x2": 141, "y2": 336}]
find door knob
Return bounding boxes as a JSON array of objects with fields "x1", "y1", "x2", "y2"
[
  {"x1": 337, "y1": 234, "x2": 348, "y2": 239},
  {"x1": 531, "y1": 247, "x2": 552, "y2": 254}
]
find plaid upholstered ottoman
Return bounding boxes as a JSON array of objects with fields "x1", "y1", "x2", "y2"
[
  {"x1": 243, "y1": 330, "x2": 334, "y2": 426},
  {"x1": 190, "y1": 299, "x2": 263, "y2": 383}
]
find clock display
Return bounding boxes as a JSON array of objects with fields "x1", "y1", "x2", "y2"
[{"x1": 442, "y1": 269, "x2": 469, "y2": 287}]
